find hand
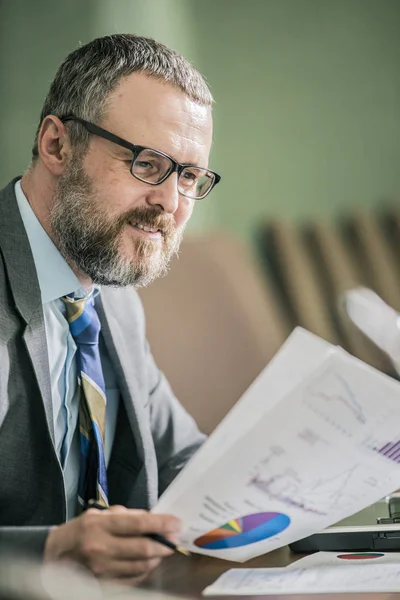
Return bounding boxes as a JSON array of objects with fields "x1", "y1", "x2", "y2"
[{"x1": 44, "y1": 505, "x2": 182, "y2": 584}]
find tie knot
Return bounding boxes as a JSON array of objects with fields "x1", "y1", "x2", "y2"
[{"x1": 62, "y1": 295, "x2": 101, "y2": 345}]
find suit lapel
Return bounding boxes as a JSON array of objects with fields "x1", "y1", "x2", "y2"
[
  {"x1": 96, "y1": 288, "x2": 158, "y2": 508},
  {"x1": 0, "y1": 179, "x2": 55, "y2": 444},
  {"x1": 22, "y1": 308, "x2": 55, "y2": 445}
]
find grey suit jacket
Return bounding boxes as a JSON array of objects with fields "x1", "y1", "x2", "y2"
[{"x1": 0, "y1": 178, "x2": 205, "y2": 555}]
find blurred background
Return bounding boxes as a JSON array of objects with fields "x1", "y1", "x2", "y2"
[
  {"x1": 2, "y1": 0, "x2": 400, "y2": 237},
  {"x1": 2, "y1": 0, "x2": 400, "y2": 432}
]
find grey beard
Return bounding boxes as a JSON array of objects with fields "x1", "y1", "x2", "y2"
[{"x1": 50, "y1": 159, "x2": 184, "y2": 288}]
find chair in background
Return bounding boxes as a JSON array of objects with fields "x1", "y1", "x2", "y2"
[
  {"x1": 138, "y1": 234, "x2": 289, "y2": 434},
  {"x1": 258, "y1": 213, "x2": 398, "y2": 376},
  {"x1": 380, "y1": 207, "x2": 400, "y2": 270},
  {"x1": 258, "y1": 221, "x2": 340, "y2": 345},
  {"x1": 303, "y1": 218, "x2": 392, "y2": 373},
  {"x1": 342, "y1": 210, "x2": 400, "y2": 312}
]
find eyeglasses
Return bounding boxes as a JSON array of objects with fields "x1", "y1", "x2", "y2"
[{"x1": 61, "y1": 115, "x2": 221, "y2": 200}]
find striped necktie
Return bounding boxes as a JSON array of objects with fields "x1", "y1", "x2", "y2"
[{"x1": 62, "y1": 294, "x2": 109, "y2": 509}]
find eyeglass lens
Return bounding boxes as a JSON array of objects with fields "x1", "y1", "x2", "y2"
[{"x1": 132, "y1": 148, "x2": 214, "y2": 199}]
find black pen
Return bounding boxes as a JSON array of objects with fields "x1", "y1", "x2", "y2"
[{"x1": 85, "y1": 501, "x2": 190, "y2": 557}]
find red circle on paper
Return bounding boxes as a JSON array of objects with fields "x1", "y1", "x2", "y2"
[{"x1": 337, "y1": 553, "x2": 384, "y2": 560}]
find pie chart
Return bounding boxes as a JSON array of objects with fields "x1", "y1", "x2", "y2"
[
  {"x1": 337, "y1": 553, "x2": 384, "y2": 560},
  {"x1": 194, "y1": 512, "x2": 291, "y2": 550}
]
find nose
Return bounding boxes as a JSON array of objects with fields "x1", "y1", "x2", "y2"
[{"x1": 146, "y1": 173, "x2": 180, "y2": 214}]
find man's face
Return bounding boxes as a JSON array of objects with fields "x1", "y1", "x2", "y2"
[{"x1": 51, "y1": 74, "x2": 213, "y2": 287}]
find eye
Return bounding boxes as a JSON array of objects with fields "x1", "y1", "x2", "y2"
[
  {"x1": 182, "y1": 170, "x2": 198, "y2": 182},
  {"x1": 135, "y1": 160, "x2": 154, "y2": 170}
]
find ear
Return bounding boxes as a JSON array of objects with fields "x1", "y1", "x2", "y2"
[{"x1": 37, "y1": 115, "x2": 71, "y2": 175}]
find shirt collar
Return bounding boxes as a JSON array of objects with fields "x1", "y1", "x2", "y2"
[{"x1": 14, "y1": 179, "x2": 91, "y2": 303}]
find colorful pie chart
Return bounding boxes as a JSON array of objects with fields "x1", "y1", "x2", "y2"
[
  {"x1": 194, "y1": 512, "x2": 291, "y2": 550},
  {"x1": 337, "y1": 553, "x2": 385, "y2": 560}
]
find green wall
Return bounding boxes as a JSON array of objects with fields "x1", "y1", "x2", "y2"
[
  {"x1": 0, "y1": 0, "x2": 92, "y2": 185},
  {"x1": 1, "y1": 0, "x2": 400, "y2": 244},
  {"x1": 191, "y1": 0, "x2": 400, "y2": 241}
]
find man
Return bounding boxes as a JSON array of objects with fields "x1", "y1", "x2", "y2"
[{"x1": 0, "y1": 34, "x2": 220, "y2": 583}]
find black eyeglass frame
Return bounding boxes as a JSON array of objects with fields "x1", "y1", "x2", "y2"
[{"x1": 60, "y1": 115, "x2": 221, "y2": 200}]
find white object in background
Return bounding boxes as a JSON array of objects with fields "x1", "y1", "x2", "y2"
[{"x1": 343, "y1": 287, "x2": 400, "y2": 374}]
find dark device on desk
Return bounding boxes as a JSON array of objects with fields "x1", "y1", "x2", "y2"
[{"x1": 290, "y1": 496, "x2": 400, "y2": 553}]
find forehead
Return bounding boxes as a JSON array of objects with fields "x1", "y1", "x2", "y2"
[{"x1": 103, "y1": 73, "x2": 213, "y2": 163}]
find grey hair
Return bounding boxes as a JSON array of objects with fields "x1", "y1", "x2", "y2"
[{"x1": 31, "y1": 33, "x2": 213, "y2": 159}]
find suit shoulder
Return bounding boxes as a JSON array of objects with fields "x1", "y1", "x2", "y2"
[{"x1": 100, "y1": 285, "x2": 145, "y2": 323}]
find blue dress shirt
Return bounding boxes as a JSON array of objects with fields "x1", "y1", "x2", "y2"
[{"x1": 15, "y1": 180, "x2": 120, "y2": 519}]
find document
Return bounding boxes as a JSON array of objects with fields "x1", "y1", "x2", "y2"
[
  {"x1": 289, "y1": 550, "x2": 400, "y2": 568},
  {"x1": 202, "y1": 562, "x2": 400, "y2": 595},
  {"x1": 153, "y1": 328, "x2": 400, "y2": 562}
]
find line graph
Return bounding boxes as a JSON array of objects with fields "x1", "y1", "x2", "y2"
[
  {"x1": 248, "y1": 452, "x2": 361, "y2": 516},
  {"x1": 304, "y1": 370, "x2": 367, "y2": 431},
  {"x1": 249, "y1": 472, "x2": 327, "y2": 515}
]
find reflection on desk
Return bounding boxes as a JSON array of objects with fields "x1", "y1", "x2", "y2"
[
  {"x1": 141, "y1": 547, "x2": 400, "y2": 600},
  {"x1": 0, "y1": 551, "x2": 181, "y2": 600}
]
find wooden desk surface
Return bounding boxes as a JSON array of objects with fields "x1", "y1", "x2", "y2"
[{"x1": 140, "y1": 547, "x2": 400, "y2": 599}]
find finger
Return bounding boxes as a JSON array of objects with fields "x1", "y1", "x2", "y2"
[
  {"x1": 107, "y1": 535, "x2": 175, "y2": 561},
  {"x1": 161, "y1": 530, "x2": 182, "y2": 545},
  {"x1": 105, "y1": 510, "x2": 182, "y2": 537},
  {"x1": 92, "y1": 557, "x2": 161, "y2": 579},
  {"x1": 108, "y1": 572, "x2": 152, "y2": 586},
  {"x1": 82, "y1": 507, "x2": 181, "y2": 539},
  {"x1": 86, "y1": 505, "x2": 128, "y2": 516},
  {"x1": 108, "y1": 505, "x2": 129, "y2": 513}
]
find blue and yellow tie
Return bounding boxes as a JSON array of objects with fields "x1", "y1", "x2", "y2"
[{"x1": 62, "y1": 294, "x2": 109, "y2": 509}]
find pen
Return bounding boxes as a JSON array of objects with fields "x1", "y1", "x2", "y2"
[{"x1": 85, "y1": 501, "x2": 190, "y2": 557}]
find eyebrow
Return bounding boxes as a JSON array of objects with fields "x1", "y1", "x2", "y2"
[
  {"x1": 179, "y1": 162, "x2": 200, "y2": 168},
  {"x1": 121, "y1": 145, "x2": 201, "y2": 168},
  {"x1": 120, "y1": 142, "x2": 206, "y2": 172},
  {"x1": 120, "y1": 148, "x2": 134, "y2": 157},
  {"x1": 115, "y1": 135, "x2": 202, "y2": 168}
]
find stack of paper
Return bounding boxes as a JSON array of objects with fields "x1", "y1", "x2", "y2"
[
  {"x1": 203, "y1": 552, "x2": 400, "y2": 595},
  {"x1": 153, "y1": 327, "x2": 400, "y2": 562}
]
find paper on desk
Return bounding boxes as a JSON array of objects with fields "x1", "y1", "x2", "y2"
[
  {"x1": 154, "y1": 328, "x2": 400, "y2": 562},
  {"x1": 202, "y1": 563, "x2": 400, "y2": 596},
  {"x1": 288, "y1": 550, "x2": 400, "y2": 569}
]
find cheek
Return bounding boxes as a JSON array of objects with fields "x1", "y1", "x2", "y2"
[
  {"x1": 176, "y1": 197, "x2": 195, "y2": 228},
  {"x1": 100, "y1": 179, "x2": 145, "y2": 215},
  {"x1": 84, "y1": 155, "x2": 144, "y2": 214}
]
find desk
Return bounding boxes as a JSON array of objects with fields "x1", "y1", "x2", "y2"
[{"x1": 140, "y1": 547, "x2": 399, "y2": 599}]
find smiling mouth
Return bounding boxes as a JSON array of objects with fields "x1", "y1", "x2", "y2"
[{"x1": 130, "y1": 221, "x2": 162, "y2": 236}]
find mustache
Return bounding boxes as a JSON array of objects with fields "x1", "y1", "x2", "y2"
[{"x1": 120, "y1": 207, "x2": 176, "y2": 236}]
